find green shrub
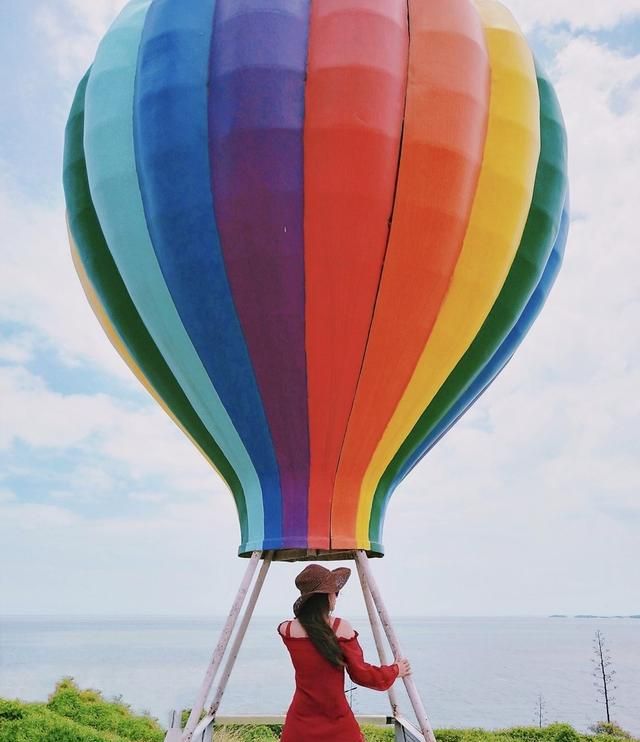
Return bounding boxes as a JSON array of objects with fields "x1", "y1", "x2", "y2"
[
  {"x1": 0, "y1": 703, "x2": 121, "y2": 742},
  {"x1": 46, "y1": 678, "x2": 163, "y2": 742},
  {"x1": 207, "y1": 728, "x2": 247, "y2": 742},
  {"x1": 589, "y1": 723, "x2": 633, "y2": 739},
  {"x1": 360, "y1": 723, "x2": 394, "y2": 741},
  {"x1": 433, "y1": 731, "x2": 465, "y2": 742},
  {"x1": 220, "y1": 723, "x2": 280, "y2": 741},
  {"x1": 0, "y1": 700, "x2": 24, "y2": 721},
  {"x1": 3, "y1": 680, "x2": 639, "y2": 742},
  {"x1": 547, "y1": 723, "x2": 581, "y2": 742},
  {"x1": 499, "y1": 727, "x2": 548, "y2": 742}
]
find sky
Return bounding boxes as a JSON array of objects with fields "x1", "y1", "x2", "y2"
[{"x1": 0, "y1": 1, "x2": 639, "y2": 619}]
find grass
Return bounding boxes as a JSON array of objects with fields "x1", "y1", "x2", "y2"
[{"x1": 1, "y1": 679, "x2": 637, "y2": 742}]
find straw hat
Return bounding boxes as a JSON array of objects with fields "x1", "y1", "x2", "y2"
[{"x1": 292, "y1": 564, "x2": 351, "y2": 616}]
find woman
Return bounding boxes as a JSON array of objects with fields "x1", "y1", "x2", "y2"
[{"x1": 277, "y1": 563, "x2": 411, "y2": 742}]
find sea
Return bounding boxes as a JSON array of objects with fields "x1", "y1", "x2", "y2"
[{"x1": 1, "y1": 616, "x2": 638, "y2": 734}]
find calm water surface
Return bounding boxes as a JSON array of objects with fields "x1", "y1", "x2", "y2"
[{"x1": 1, "y1": 616, "x2": 638, "y2": 733}]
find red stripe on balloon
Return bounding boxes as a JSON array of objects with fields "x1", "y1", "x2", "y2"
[
  {"x1": 303, "y1": 0, "x2": 408, "y2": 549},
  {"x1": 330, "y1": 0, "x2": 491, "y2": 548}
]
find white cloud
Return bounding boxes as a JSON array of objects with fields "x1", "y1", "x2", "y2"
[
  {"x1": 49, "y1": 465, "x2": 117, "y2": 503},
  {"x1": 128, "y1": 491, "x2": 169, "y2": 504},
  {"x1": 0, "y1": 331, "x2": 36, "y2": 364},
  {"x1": 0, "y1": 364, "x2": 224, "y2": 497},
  {"x1": 0, "y1": 489, "x2": 17, "y2": 504},
  {"x1": 0, "y1": 490, "x2": 245, "y2": 614},
  {"x1": 0, "y1": 500, "x2": 80, "y2": 529},
  {"x1": 0, "y1": 181, "x2": 137, "y2": 380},
  {"x1": 68, "y1": 464, "x2": 117, "y2": 494},
  {"x1": 0, "y1": 365, "x2": 121, "y2": 450},
  {"x1": 35, "y1": 0, "x2": 128, "y2": 79},
  {"x1": 507, "y1": 0, "x2": 640, "y2": 32},
  {"x1": 63, "y1": 0, "x2": 128, "y2": 37}
]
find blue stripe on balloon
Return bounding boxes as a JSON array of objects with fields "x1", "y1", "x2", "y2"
[
  {"x1": 133, "y1": 0, "x2": 284, "y2": 551},
  {"x1": 370, "y1": 202, "x2": 570, "y2": 549},
  {"x1": 83, "y1": 0, "x2": 267, "y2": 551}
]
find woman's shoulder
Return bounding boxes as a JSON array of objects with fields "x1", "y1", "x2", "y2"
[
  {"x1": 334, "y1": 617, "x2": 357, "y2": 640},
  {"x1": 276, "y1": 618, "x2": 293, "y2": 637},
  {"x1": 277, "y1": 618, "x2": 306, "y2": 638}
]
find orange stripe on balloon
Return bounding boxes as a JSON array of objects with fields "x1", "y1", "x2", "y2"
[
  {"x1": 304, "y1": 0, "x2": 408, "y2": 549},
  {"x1": 354, "y1": 0, "x2": 540, "y2": 547},
  {"x1": 330, "y1": 0, "x2": 490, "y2": 549}
]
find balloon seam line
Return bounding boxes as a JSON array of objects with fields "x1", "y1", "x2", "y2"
[{"x1": 329, "y1": 0, "x2": 411, "y2": 551}]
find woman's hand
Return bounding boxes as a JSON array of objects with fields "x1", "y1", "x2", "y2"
[{"x1": 395, "y1": 658, "x2": 411, "y2": 677}]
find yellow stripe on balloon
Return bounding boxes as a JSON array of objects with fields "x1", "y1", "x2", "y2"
[
  {"x1": 355, "y1": 0, "x2": 540, "y2": 547},
  {"x1": 68, "y1": 225, "x2": 229, "y2": 490}
]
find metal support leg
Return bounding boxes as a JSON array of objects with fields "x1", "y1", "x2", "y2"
[
  {"x1": 355, "y1": 556, "x2": 400, "y2": 717},
  {"x1": 209, "y1": 551, "x2": 273, "y2": 715},
  {"x1": 182, "y1": 550, "x2": 262, "y2": 741},
  {"x1": 164, "y1": 709, "x2": 183, "y2": 742},
  {"x1": 355, "y1": 550, "x2": 437, "y2": 742}
]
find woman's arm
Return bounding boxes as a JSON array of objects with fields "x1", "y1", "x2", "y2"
[{"x1": 341, "y1": 635, "x2": 399, "y2": 691}]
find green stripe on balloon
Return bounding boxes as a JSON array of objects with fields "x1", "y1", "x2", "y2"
[
  {"x1": 368, "y1": 59, "x2": 568, "y2": 543},
  {"x1": 82, "y1": 0, "x2": 266, "y2": 541},
  {"x1": 63, "y1": 71, "x2": 249, "y2": 544}
]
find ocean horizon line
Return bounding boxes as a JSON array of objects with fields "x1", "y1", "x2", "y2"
[{"x1": 3, "y1": 613, "x2": 639, "y2": 620}]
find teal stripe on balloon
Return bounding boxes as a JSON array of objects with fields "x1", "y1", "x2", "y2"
[{"x1": 82, "y1": 0, "x2": 266, "y2": 547}]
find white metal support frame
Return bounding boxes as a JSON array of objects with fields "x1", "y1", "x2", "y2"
[
  {"x1": 175, "y1": 548, "x2": 437, "y2": 742},
  {"x1": 355, "y1": 550, "x2": 437, "y2": 742},
  {"x1": 181, "y1": 549, "x2": 262, "y2": 741},
  {"x1": 355, "y1": 555, "x2": 400, "y2": 716},
  {"x1": 209, "y1": 551, "x2": 273, "y2": 715},
  {"x1": 187, "y1": 552, "x2": 274, "y2": 742},
  {"x1": 164, "y1": 709, "x2": 182, "y2": 742}
]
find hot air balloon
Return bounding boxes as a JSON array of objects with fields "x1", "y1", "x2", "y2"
[{"x1": 62, "y1": 0, "x2": 568, "y2": 739}]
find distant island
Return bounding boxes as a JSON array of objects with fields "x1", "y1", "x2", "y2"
[{"x1": 549, "y1": 614, "x2": 640, "y2": 619}]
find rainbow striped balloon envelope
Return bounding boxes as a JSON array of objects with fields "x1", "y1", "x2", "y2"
[{"x1": 63, "y1": 0, "x2": 569, "y2": 558}]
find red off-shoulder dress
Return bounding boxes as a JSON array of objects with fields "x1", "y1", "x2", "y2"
[{"x1": 277, "y1": 616, "x2": 399, "y2": 742}]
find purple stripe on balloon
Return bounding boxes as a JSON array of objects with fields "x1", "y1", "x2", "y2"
[{"x1": 209, "y1": 0, "x2": 311, "y2": 546}]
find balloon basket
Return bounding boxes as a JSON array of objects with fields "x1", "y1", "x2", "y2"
[
  {"x1": 264, "y1": 548, "x2": 382, "y2": 562},
  {"x1": 174, "y1": 550, "x2": 436, "y2": 742}
]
